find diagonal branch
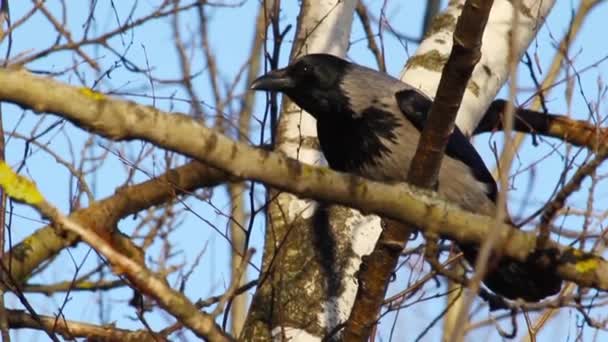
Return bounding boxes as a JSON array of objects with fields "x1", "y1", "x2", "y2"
[
  {"x1": 7, "y1": 187, "x2": 232, "y2": 341},
  {"x1": 0, "y1": 161, "x2": 232, "y2": 341},
  {"x1": 408, "y1": 0, "x2": 493, "y2": 186},
  {"x1": 0, "y1": 67, "x2": 607, "y2": 297}
]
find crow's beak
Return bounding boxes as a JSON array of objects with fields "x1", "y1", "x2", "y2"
[{"x1": 250, "y1": 68, "x2": 294, "y2": 91}]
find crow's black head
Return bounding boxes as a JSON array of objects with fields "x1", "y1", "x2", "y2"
[
  {"x1": 251, "y1": 54, "x2": 405, "y2": 173},
  {"x1": 250, "y1": 54, "x2": 351, "y2": 118}
]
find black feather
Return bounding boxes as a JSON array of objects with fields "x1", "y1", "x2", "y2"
[
  {"x1": 317, "y1": 106, "x2": 402, "y2": 173},
  {"x1": 395, "y1": 89, "x2": 498, "y2": 201}
]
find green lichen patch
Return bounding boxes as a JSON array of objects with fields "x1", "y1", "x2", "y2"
[
  {"x1": 426, "y1": 13, "x2": 456, "y2": 38},
  {"x1": 468, "y1": 80, "x2": 480, "y2": 97},
  {"x1": 508, "y1": 0, "x2": 534, "y2": 19},
  {"x1": 9, "y1": 238, "x2": 34, "y2": 262},
  {"x1": 406, "y1": 50, "x2": 449, "y2": 72}
]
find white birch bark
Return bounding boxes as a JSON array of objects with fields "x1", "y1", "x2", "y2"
[
  {"x1": 264, "y1": 1, "x2": 362, "y2": 340},
  {"x1": 401, "y1": 0, "x2": 555, "y2": 134}
]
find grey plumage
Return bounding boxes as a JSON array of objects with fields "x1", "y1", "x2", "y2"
[
  {"x1": 251, "y1": 53, "x2": 561, "y2": 302},
  {"x1": 338, "y1": 65, "x2": 496, "y2": 214}
]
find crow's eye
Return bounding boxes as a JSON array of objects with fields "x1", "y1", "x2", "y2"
[{"x1": 293, "y1": 62, "x2": 313, "y2": 77}]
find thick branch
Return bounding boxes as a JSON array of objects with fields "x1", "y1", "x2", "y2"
[{"x1": 0, "y1": 68, "x2": 607, "y2": 294}]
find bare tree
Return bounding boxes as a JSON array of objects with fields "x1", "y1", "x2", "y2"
[{"x1": 0, "y1": 1, "x2": 607, "y2": 341}]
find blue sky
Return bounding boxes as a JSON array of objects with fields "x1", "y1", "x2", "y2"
[{"x1": 2, "y1": 0, "x2": 608, "y2": 341}]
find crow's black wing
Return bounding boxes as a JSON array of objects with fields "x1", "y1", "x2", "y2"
[{"x1": 395, "y1": 89, "x2": 497, "y2": 201}]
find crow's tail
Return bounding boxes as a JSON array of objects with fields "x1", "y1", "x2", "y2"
[{"x1": 460, "y1": 244, "x2": 562, "y2": 302}]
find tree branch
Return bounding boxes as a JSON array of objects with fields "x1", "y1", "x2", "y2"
[
  {"x1": 0, "y1": 67, "x2": 607, "y2": 299},
  {"x1": 0, "y1": 166, "x2": 232, "y2": 341},
  {"x1": 475, "y1": 99, "x2": 608, "y2": 149},
  {"x1": 7, "y1": 309, "x2": 164, "y2": 342},
  {"x1": 408, "y1": 0, "x2": 493, "y2": 186},
  {"x1": 3, "y1": 158, "x2": 227, "y2": 283}
]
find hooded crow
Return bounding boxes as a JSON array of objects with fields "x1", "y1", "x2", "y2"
[{"x1": 251, "y1": 53, "x2": 561, "y2": 302}]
